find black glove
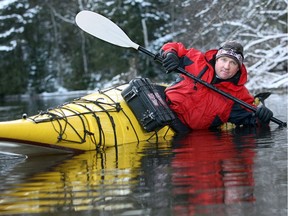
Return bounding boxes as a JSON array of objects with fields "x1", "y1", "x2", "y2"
[
  {"x1": 255, "y1": 106, "x2": 273, "y2": 124},
  {"x1": 162, "y1": 51, "x2": 179, "y2": 73}
]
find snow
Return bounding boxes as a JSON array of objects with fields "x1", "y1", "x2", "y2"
[
  {"x1": 0, "y1": 40, "x2": 16, "y2": 51},
  {"x1": 0, "y1": 1, "x2": 26, "y2": 52},
  {"x1": 0, "y1": 1, "x2": 287, "y2": 93},
  {"x1": 0, "y1": 0, "x2": 17, "y2": 10},
  {"x1": 0, "y1": 26, "x2": 23, "y2": 38},
  {"x1": 244, "y1": 32, "x2": 288, "y2": 91}
]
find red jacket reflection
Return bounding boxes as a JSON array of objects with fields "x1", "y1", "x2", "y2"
[{"x1": 172, "y1": 130, "x2": 255, "y2": 216}]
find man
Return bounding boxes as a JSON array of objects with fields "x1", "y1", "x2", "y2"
[{"x1": 160, "y1": 41, "x2": 273, "y2": 132}]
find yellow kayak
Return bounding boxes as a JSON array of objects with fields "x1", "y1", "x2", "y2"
[
  {"x1": 0, "y1": 80, "x2": 175, "y2": 153},
  {"x1": 0, "y1": 76, "x2": 272, "y2": 155}
]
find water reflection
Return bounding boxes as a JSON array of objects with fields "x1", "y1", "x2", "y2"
[
  {"x1": 0, "y1": 125, "x2": 286, "y2": 215},
  {"x1": 170, "y1": 128, "x2": 271, "y2": 215},
  {"x1": 0, "y1": 141, "x2": 171, "y2": 215}
]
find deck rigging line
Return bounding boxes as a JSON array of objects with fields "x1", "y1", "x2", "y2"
[
  {"x1": 26, "y1": 87, "x2": 171, "y2": 147},
  {"x1": 26, "y1": 89, "x2": 145, "y2": 147}
]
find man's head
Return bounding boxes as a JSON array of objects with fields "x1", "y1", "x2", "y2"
[
  {"x1": 215, "y1": 41, "x2": 244, "y2": 80},
  {"x1": 216, "y1": 41, "x2": 244, "y2": 67}
]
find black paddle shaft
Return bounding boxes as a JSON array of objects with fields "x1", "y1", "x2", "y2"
[{"x1": 138, "y1": 46, "x2": 287, "y2": 127}]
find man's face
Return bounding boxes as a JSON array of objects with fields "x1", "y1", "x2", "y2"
[{"x1": 215, "y1": 56, "x2": 239, "y2": 80}]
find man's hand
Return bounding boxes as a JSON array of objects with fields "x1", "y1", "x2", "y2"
[
  {"x1": 256, "y1": 106, "x2": 273, "y2": 124},
  {"x1": 162, "y1": 51, "x2": 179, "y2": 73}
]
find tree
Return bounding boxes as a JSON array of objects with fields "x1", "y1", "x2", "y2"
[
  {"x1": 158, "y1": 0, "x2": 288, "y2": 91},
  {"x1": 0, "y1": 0, "x2": 286, "y2": 96},
  {"x1": 85, "y1": 0, "x2": 173, "y2": 83},
  {"x1": 0, "y1": 0, "x2": 37, "y2": 96}
]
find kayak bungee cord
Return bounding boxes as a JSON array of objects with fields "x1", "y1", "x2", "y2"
[
  {"x1": 55, "y1": 106, "x2": 88, "y2": 143},
  {"x1": 26, "y1": 88, "x2": 169, "y2": 149},
  {"x1": 98, "y1": 87, "x2": 141, "y2": 144},
  {"x1": 69, "y1": 101, "x2": 102, "y2": 148},
  {"x1": 30, "y1": 106, "x2": 92, "y2": 144},
  {"x1": 94, "y1": 98, "x2": 118, "y2": 148},
  {"x1": 27, "y1": 98, "x2": 119, "y2": 147}
]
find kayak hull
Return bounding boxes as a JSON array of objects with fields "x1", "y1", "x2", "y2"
[{"x1": 0, "y1": 84, "x2": 175, "y2": 153}]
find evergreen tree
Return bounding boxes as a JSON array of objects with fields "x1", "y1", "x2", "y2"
[
  {"x1": 0, "y1": 0, "x2": 286, "y2": 96},
  {"x1": 0, "y1": 0, "x2": 36, "y2": 96}
]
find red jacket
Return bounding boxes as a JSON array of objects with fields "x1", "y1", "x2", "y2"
[{"x1": 162, "y1": 42, "x2": 255, "y2": 129}]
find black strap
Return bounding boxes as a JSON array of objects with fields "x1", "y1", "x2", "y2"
[{"x1": 193, "y1": 65, "x2": 209, "y2": 90}]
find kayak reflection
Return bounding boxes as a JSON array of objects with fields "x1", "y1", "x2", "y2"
[
  {"x1": 171, "y1": 127, "x2": 271, "y2": 215},
  {"x1": 0, "y1": 141, "x2": 161, "y2": 215}
]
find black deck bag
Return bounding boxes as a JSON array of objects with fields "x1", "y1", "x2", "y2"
[{"x1": 121, "y1": 78, "x2": 175, "y2": 132}]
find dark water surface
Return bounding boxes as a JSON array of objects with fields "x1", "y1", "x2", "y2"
[{"x1": 0, "y1": 93, "x2": 287, "y2": 216}]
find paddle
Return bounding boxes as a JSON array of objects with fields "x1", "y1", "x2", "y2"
[
  {"x1": 254, "y1": 92, "x2": 271, "y2": 106},
  {"x1": 75, "y1": 10, "x2": 287, "y2": 127}
]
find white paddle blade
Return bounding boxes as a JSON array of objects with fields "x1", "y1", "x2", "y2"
[{"x1": 75, "y1": 10, "x2": 139, "y2": 50}]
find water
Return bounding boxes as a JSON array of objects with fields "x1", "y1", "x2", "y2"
[{"x1": 0, "y1": 93, "x2": 287, "y2": 216}]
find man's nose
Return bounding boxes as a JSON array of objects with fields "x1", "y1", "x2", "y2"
[{"x1": 224, "y1": 61, "x2": 230, "y2": 69}]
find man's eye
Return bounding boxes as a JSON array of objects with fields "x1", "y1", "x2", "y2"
[{"x1": 231, "y1": 61, "x2": 237, "y2": 66}]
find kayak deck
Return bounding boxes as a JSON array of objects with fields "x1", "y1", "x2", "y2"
[{"x1": 0, "y1": 84, "x2": 175, "y2": 153}]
